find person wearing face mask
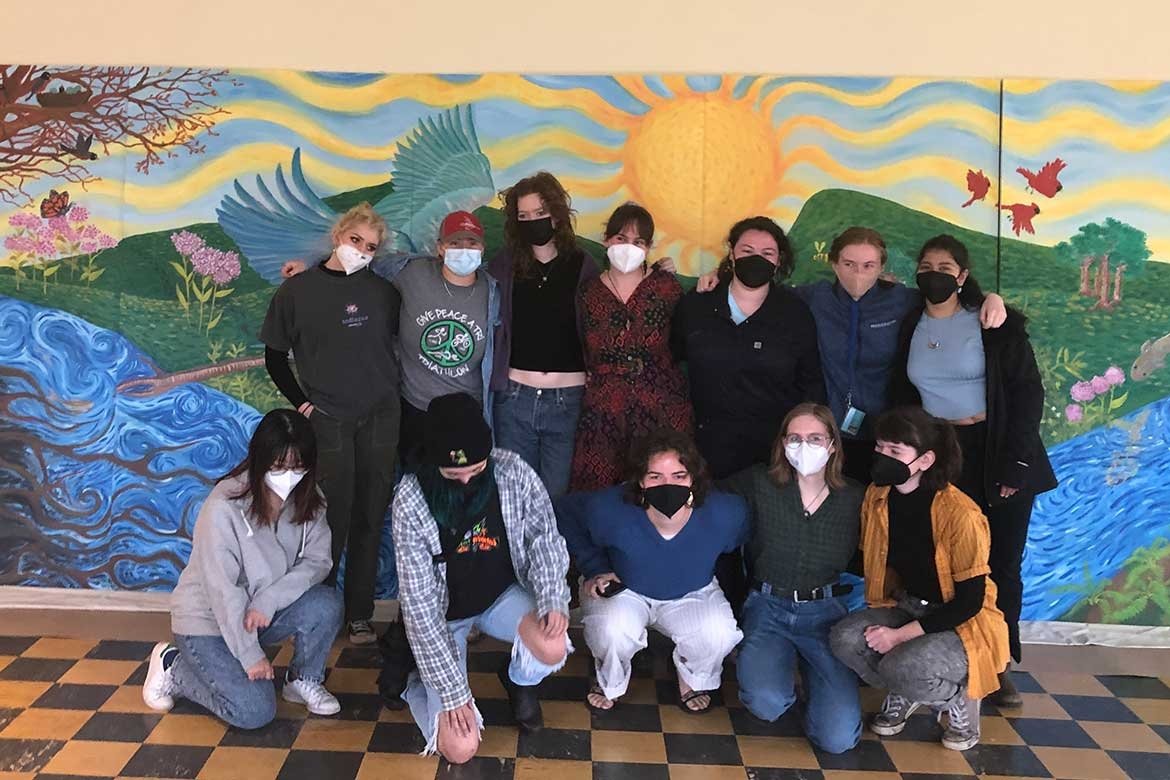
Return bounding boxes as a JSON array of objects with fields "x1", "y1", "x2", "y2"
[
  {"x1": 260, "y1": 202, "x2": 402, "y2": 646},
  {"x1": 487, "y1": 172, "x2": 599, "y2": 499},
  {"x1": 694, "y1": 227, "x2": 1007, "y2": 483},
  {"x1": 142, "y1": 410, "x2": 342, "y2": 728},
  {"x1": 368, "y1": 210, "x2": 500, "y2": 471},
  {"x1": 829, "y1": 406, "x2": 1010, "y2": 752},
  {"x1": 555, "y1": 429, "x2": 747, "y2": 714},
  {"x1": 569, "y1": 202, "x2": 692, "y2": 491},
  {"x1": 719, "y1": 403, "x2": 864, "y2": 753},
  {"x1": 392, "y1": 392, "x2": 572, "y2": 764},
  {"x1": 888, "y1": 234, "x2": 1055, "y2": 706},
  {"x1": 671, "y1": 216, "x2": 826, "y2": 481}
]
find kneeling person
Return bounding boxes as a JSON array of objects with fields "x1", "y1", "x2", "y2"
[
  {"x1": 394, "y1": 393, "x2": 572, "y2": 763},
  {"x1": 143, "y1": 410, "x2": 343, "y2": 729}
]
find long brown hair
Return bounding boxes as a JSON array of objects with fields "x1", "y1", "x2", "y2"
[
  {"x1": 768, "y1": 403, "x2": 847, "y2": 489},
  {"x1": 500, "y1": 172, "x2": 579, "y2": 279},
  {"x1": 222, "y1": 409, "x2": 323, "y2": 528}
]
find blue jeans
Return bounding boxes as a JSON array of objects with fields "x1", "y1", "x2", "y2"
[
  {"x1": 736, "y1": 589, "x2": 862, "y2": 754},
  {"x1": 492, "y1": 381, "x2": 583, "y2": 497},
  {"x1": 403, "y1": 583, "x2": 571, "y2": 753},
  {"x1": 171, "y1": 584, "x2": 343, "y2": 730}
]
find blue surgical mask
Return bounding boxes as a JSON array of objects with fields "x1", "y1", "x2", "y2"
[{"x1": 443, "y1": 248, "x2": 482, "y2": 276}]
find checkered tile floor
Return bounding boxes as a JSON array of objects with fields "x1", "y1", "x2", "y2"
[{"x1": 1, "y1": 631, "x2": 1169, "y2": 779}]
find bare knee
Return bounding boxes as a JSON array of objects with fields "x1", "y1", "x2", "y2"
[
  {"x1": 437, "y1": 723, "x2": 479, "y2": 765},
  {"x1": 518, "y1": 612, "x2": 567, "y2": 667}
]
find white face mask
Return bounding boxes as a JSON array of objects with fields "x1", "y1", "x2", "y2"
[
  {"x1": 265, "y1": 469, "x2": 307, "y2": 501},
  {"x1": 335, "y1": 243, "x2": 373, "y2": 275},
  {"x1": 443, "y1": 247, "x2": 482, "y2": 276},
  {"x1": 784, "y1": 441, "x2": 831, "y2": 477},
  {"x1": 607, "y1": 243, "x2": 647, "y2": 273}
]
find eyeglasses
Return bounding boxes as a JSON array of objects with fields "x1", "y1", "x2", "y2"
[{"x1": 784, "y1": 434, "x2": 831, "y2": 447}]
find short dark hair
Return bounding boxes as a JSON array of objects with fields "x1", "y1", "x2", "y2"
[
  {"x1": 873, "y1": 406, "x2": 963, "y2": 492},
  {"x1": 916, "y1": 234, "x2": 986, "y2": 310},
  {"x1": 715, "y1": 216, "x2": 795, "y2": 283},
  {"x1": 604, "y1": 202, "x2": 655, "y2": 245},
  {"x1": 222, "y1": 409, "x2": 322, "y2": 527},
  {"x1": 622, "y1": 428, "x2": 711, "y2": 507},
  {"x1": 830, "y1": 226, "x2": 887, "y2": 266}
]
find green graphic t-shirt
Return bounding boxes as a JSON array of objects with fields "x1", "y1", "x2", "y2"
[{"x1": 395, "y1": 259, "x2": 489, "y2": 410}]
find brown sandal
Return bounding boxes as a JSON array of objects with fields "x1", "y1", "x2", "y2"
[{"x1": 678, "y1": 689, "x2": 713, "y2": 715}]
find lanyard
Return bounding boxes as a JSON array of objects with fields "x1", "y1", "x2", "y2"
[{"x1": 845, "y1": 300, "x2": 860, "y2": 405}]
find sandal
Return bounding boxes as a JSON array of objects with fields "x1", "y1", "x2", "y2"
[
  {"x1": 585, "y1": 683, "x2": 615, "y2": 713},
  {"x1": 678, "y1": 688, "x2": 713, "y2": 715}
]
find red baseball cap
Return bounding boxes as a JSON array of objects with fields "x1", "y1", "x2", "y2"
[{"x1": 439, "y1": 211, "x2": 485, "y2": 242}]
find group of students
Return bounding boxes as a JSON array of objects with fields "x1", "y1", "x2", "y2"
[{"x1": 137, "y1": 170, "x2": 1057, "y2": 764}]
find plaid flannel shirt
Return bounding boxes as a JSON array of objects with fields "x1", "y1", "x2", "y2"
[{"x1": 392, "y1": 449, "x2": 571, "y2": 711}]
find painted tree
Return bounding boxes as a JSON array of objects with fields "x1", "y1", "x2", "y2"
[
  {"x1": 1054, "y1": 218, "x2": 1151, "y2": 310},
  {"x1": 0, "y1": 65, "x2": 235, "y2": 205}
]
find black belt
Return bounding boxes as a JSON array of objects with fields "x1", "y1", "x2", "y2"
[{"x1": 752, "y1": 580, "x2": 853, "y2": 602}]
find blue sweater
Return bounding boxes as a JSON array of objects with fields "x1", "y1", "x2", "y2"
[
  {"x1": 555, "y1": 486, "x2": 749, "y2": 601},
  {"x1": 796, "y1": 280, "x2": 919, "y2": 439}
]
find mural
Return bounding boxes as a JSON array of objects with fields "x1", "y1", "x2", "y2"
[{"x1": 1, "y1": 68, "x2": 1168, "y2": 629}]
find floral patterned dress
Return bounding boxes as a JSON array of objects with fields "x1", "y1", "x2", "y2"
[{"x1": 569, "y1": 269, "x2": 693, "y2": 491}]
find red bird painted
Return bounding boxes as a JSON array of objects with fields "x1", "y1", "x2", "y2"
[
  {"x1": 961, "y1": 169, "x2": 992, "y2": 207},
  {"x1": 1002, "y1": 203, "x2": 1041, "y2": 236},
  {"x1": 1017, "y1": 158, "x2": 1067, "y2": 198}
]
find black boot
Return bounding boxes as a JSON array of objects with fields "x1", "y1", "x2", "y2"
[
  {"x1": 988, "y1": 669, "x2": 1022, "y2": 708},
  {"x1": 376, "y1": 619, "x2": 416, "y2": 711},
  {"x1": 497, "y1": 665, "x2": 543, "y2": 732}
]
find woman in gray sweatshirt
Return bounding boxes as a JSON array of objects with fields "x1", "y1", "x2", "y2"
[{"x1": 141, "y1": 409, "x2": 344, "y2": 729}]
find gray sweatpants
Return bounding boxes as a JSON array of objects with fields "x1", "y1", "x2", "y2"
[{"x1": 829, "y1": 594, "x2": 969, "y2": 709}]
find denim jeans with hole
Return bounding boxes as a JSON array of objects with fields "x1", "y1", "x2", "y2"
[
  {"x1": 491, "y1": 381, "x2": 583, "y2": 498},
  {"x1": 170, "y1": 584, "x2": 343, "y2": 730}
]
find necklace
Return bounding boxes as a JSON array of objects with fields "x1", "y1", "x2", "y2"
[
  {"x1": 442, "y1": 276, "x2": 476, "y2": 302},
  {"x1": 605, "y1": 268, "x2": 645, "y2": 303},
  {"x1": 801, "y1": 484, "x2": 829, "y2": 518},
  {"x1": 536, "y1": 254, "x2": 558, "y2": 289}
]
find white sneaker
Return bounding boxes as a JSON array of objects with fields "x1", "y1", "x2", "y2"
[
  {"x1": 142, "y1": 642, "x2": 176, "y2": 712},
  {"x1": 282, "y1": 677, "x2": 341, "y2": 716},
  {"x1": 940, "y1": 696, "x2": 981, "y2": 751}
]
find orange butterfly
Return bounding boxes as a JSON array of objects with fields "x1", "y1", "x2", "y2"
[{"x1": 40, "y1": 189, "x2": 72, "y2": 219}]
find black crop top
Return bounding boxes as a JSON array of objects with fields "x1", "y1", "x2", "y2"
[{"x1": 509, "y1": 251, "x2": 586, "y2": 372}]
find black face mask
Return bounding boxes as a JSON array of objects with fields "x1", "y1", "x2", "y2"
[
  {"x1": 732, "y1": 254, "x2": 776, "y2": 289},
  {"x1": 916, "y1": 271, "x2": 960, "y2": 304},
  {"x1": 642, "y1": 484, "x2": 692, "y2": 518},
  {"x1": 870, "y1": 452, "x2": 914, "y2": 487},
  {"x1": 517, "y1": 216, "x2": 556, "y2": 247}
]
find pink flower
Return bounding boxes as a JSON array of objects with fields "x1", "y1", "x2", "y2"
[
  {"x1": 171, "y1": 230, "x2": 205, "y2": 258},
  {"x1": 47, "y1": 216, "x2": 68, "y2": 233},
  {"x1": 67, "y1": 206, "x2": 89, "y2": 223},
  {"x1": 1090, "y1": 375, "x2": 1111, "y2": 395},
  {"x1": 33, "y1": 239, "x2": 55, "y2": 257},
  {"x1": 1065, "y1": 404, "x2": 1084, "y2": 423},
  {"x1": 1069, "y1": 381, "x2": 1096, "y2": 402},
  {"x1": 3, "y1": 235, "x2": 35, "y2": 253},
  {"x1": 1104, "y1": 365, "x2": 1126, "y2": 386},
  {"x1": 80, "y1": 240, "x2": 97, "y2": 253},
  {"x1": 98, "y1": 233, "x2": 118, "y2": 249},
  {"x1": 8, "y1": 212, "x2": 41, "y2": 229}
]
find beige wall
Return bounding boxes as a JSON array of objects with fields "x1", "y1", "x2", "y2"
[{"x1": 5, "y1": 0, "x2": 1169, "y2": 79}]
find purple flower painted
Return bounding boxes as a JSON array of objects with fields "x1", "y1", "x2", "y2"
[
  {"x1": 1065, "y1": 404, "x2": 1084, "y2": 423},
  {"x1": 1103, "y1": 365, "x2": 1126, "y2": 386},
  {"x1": 1069, "y1": 381, "x2": 1096, "y2": 402},
  {"x1": 1090, "y1": 375, "x2": 1111, "y2": 395},
  {"x1": 170, "y1": 230, "x2": 205, "y2": 257}
]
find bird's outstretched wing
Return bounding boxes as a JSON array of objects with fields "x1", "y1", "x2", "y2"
[
  {"x1": 216, "y1": 148, "x2": 338, "y2": 285},
  {"x1": 374, "y1": 105, "x2": 495, "y2": 252}
]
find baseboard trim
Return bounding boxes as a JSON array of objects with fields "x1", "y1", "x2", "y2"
[{"x1": 2, "y1": 586, "x2": 1167, "y2": 649}]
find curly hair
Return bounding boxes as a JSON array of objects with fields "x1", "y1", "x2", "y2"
[
  {"x1": 621, "y1": 428, "x2": 711, "y2": 508},
  {"x1": 715, "y1": 215, "x2": 795, "y2": 283},
  {"x1": 500, "y1": 172, "x2": 579, "y2": 279},
  {"x1": 331, "y1": 202, "x2": 387, "y2": 249}
]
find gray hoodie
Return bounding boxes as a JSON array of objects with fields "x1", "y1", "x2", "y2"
[{"x1": 170, "y1": 473, "x2": 333, "y2": 669}]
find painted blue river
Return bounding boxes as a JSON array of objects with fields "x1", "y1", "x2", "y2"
[
  {"x1": 0, "y1": 296, "x2": 1166, "y2": 620},
  {"x1": 0, "y1": 296, "x2": 397, "y2": 597}
]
